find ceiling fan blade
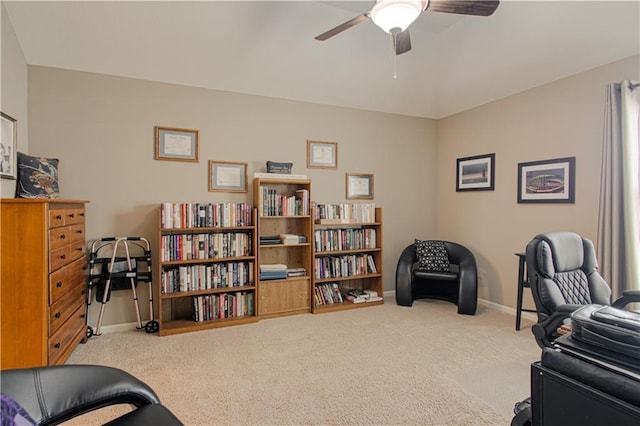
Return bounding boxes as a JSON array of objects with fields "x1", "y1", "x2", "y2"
[
  {"x1": 394, "y1": 29, "x2": 412, "y2": 55},
  {"x1": 315, "y1": 13, "x2": 370, "y2": 41},
  {"x1": 426, "y1": 0, "x2": 499, "y2": 17}
]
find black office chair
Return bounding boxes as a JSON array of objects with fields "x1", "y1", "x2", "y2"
[
  {"x1": 396, "y1": 240, "x2": 477, "y2": 315},
  {"x1": 0, "y1": 364, "x2": 183, "y2": 425},
  {"x1": 525, "y1": 231, "x2": 611, "y2": 349}
]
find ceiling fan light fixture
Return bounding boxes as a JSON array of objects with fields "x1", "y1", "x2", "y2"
[{"x1": 370, "y1": 0, "x2": 425, "y2": 33}]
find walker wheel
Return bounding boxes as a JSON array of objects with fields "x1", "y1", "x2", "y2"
[
  {"x1": 145, "y1": 320, "x2": 159, "y2": 334},
  {"x1": 86, "y1": 326, "x2": 94, "y2": 339}
]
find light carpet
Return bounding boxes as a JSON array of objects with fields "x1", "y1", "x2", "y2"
[{"x1": 66, "y1": 297, "x2": 540, "y2": 425}]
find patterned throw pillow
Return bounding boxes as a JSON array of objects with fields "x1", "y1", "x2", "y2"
[
  {"x1": 415, "y1": 239, "x2": 450, "y2": 272},
  {"x1": 16, "y1": 152, "x2": 60, "y2": 199},
  {"x1": 1, "y1": 393, "x2": 36, "y2": 426}
]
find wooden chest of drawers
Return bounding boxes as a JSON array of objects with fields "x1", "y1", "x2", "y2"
[{"x1": 1, "y1": 199, "x2": 89, "y2": 369}]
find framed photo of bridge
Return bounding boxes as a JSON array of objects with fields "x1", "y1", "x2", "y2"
[
  {"x1": 517, "y1": 157, "x2": 575, "y2": 203},
  {"x1": 456, "y1": 153, "x2": 495, "y2": 192}
]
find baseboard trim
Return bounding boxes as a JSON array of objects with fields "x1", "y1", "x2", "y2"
[
  {"x1": 478, "y1": 297, "x2": 537, "y2": 321},
  {"x1": 383, "y1": 290, "x2": 537, "y2": 322},
  {"x1": 94, "y1": 292, "x2": 536, "y2": 333},
  {"x1": 89, "y1": 322, "x2": 143, "y2": 335}
]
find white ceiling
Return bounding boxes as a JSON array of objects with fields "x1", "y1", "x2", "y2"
[{"x1": 4, "y1": 0, "x2": 640, "y2": 119}]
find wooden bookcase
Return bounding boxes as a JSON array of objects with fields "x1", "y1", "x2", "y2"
[
  {"x1": 157, "y1": 203, "x2": 259, "y2": 336},
  {"x1": 253, "y1": 178, "x2": 312, "y2": 319},
  {"x1": 312, "y1": 206, "x2": 383, "y2": 313}
]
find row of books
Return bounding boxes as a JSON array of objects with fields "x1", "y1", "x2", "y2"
[
  {"x1": 160, "y1": 232, "x2": 252, "y2": 262},
  {"x1": 257, "y1": 186, "x2": 310, "y2": 216},
  {"x1": 192, "y1": 292, "x2": 254, "y2": 322},
  {"x1": 314, "y1": 283, "x2": 343, "y2": 305},
  {"x1": 314, "y1": 254, "x2": 378, "y2": 279},
  {"x1": 161, "y1": 262, "x2": 254, "y2": 293},
  {"x1": 160, "y1": 202, "x2": 253, "y2": 229},
  {"x1": 313, "y1": 203, "x2": 376, "y2": 224},
  {"x1": 314, "y1": 228, "x2": 377, "y2": 252}
]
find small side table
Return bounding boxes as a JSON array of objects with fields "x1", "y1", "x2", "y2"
[{"x1": 515, "y1": 253, "x2": 536, "y2": 331}]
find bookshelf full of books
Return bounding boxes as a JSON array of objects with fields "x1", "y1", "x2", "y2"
[
  {"x1": 253, "y1": 177, "x2": 313, "y2": 318},
  {"x1": 157, "y1": 202, "x2": 259, "y2": 336},
  {"x1": 312, "y1": 204, "x2": 383, "y2": 313}
]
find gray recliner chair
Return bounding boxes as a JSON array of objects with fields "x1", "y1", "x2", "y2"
[
  {"x1": 395, "y1": 241, "x2": 477, "y2": 315},
  {"x1": 525, "y1": 231, "x2": 612, "y2": 349}
]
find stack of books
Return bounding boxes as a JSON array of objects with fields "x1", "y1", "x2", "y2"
[
  {"x1": 259, "y1": 235, "x2": 281, "y2": 245},
  {"x1": 286, "y1": 267, "x2": 306, "y2": 277},
  {"x1": 259, "y1": 264, "x2": 288, "y2": 280},
  {"x1": 279, "y1": 234, "x2": 307, "y2": 245},
  {"x1": 344, "y1": 289, "x2": 382, "y2": 303}
]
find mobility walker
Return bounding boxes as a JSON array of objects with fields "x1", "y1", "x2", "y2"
[{"x1": 86, "y1": 237, "x2": 159, "y2": 336}]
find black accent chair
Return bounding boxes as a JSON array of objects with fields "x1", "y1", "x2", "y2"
[
  {"x1": 0, "y1": 364, "x2": 183, "y2": 425},
  {"x1": 525, "y1": 231, "x2": 611, "y2": 349},
  {"x1": 395, "y1": 241, "x2": 477, "y2": 315}
]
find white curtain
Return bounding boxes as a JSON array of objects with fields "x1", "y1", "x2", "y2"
[{"x1": 597, "y1": 80, "x2": 640, "y2": 298}]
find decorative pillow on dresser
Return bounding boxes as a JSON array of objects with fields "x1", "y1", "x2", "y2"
[
  {"x1": 415, "y1": 239, "x2": 450, "y2": 272},
  {"x1": 16, "y1": 152, "x2": 60, "y2": 199}
]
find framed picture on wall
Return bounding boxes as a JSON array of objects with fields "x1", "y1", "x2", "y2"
[
  {"x1": 1, "y1": 112, "x2": 17, "y2": 179},
  {"x1": 209, "y1": 160, "x2": 247, "y2": 192},
  {"x1": 307, "y1": 140, "x2": 338, "y2": 169},
  {"x1": 155, "y1": 126, "x2": 199, "y2": 162},
  {"x1": 346, "y1": 173, "x2": 374, "y2": 199},
  {"x1": 456, "y1": 153, "x2": 495, "y2": 191},
  {"x1": 517, "y1": 156, "x2": 575, "y2": 203}
]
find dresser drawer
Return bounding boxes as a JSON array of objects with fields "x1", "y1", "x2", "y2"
[
  {"x1": 48, "y1": 306, "x2": 85, "y2": 365},
  {"x1": 49, "y1": 280, "x2": 85, "y2": 336},
  {"x1": 68, "y1": 223, "x2": 85, "y2": 243},
  {"x1": 49, "y1": 209, "x2": 66, "y2": 228},
  {"x1": 50, "y1": 246, "x2": 70, "y2": 272},
  {"x1": 64, "y1": 207, "x2": 85, "y2": 225},
  {"x1": 49, "y1": 257, "x2": 86, "y2": 304},
  {"x1": 69, "y1": 240, "x2": 86, "y2": 263},
  {"x1": 50, "y1": 226, "x2": 72, "y2": 251}
]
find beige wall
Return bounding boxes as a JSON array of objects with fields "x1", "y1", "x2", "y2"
[
  {"x1": 436, "y1": 55, "x2": 640, "y2": 311},
  {"x1": 27, "y1": 66, "x2": 437, "y2": 326},
  {"x1": 0, "y1": 3, "x2": 28, "y2": 198}
]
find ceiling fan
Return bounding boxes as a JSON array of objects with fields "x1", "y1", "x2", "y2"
[{"x1": 315, "y1": 0, "x2": 500, "y2": 55}]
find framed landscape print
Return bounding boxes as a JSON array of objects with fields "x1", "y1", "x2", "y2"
[
  {"x1": 517, "y1": 157, "x2": 575, "y2": 203},
  {"x1": 456, "y1": 153, "x2": 495, "y2": 191}
]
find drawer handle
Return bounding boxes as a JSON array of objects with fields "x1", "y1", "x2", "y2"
[
  {"x1": 76, "y1": 229, "x2": 83, "y2": 234},
  {"x1": 80, "y1": 313, "x2": 86, "y2": 319},
  {"x1": 59, "y1": 254, "x2": 66, "y2": 260},
  {"x1": 54, "y1": 312, "x2": 61, "y2": 319},
  {"x1": 68, "y1": 213, "x2": 75, "y2": 218},
  {"x1": 56, "y1": 281, "x2": 63, "y2": 288},
  {"x1": 59, "y1": 234, "x2": 66, "y2": 240},
  {"x1": 55, "y1": 214, "x2": 62, "y2": 220},
  {"x1": 54, "y1": 343, "x2": 61, "y2": 349},
  {"x1": 79, "y1": 212, "x2": 85, "y2": 217}
]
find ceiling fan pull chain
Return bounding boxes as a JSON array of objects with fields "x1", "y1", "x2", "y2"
[{"x1": 392, "y1": 32, "x2": 398, "y2": 79}]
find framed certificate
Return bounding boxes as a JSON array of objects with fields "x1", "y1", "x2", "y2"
[
  {"x1": 155, "y1": 126, "x2": 199, "y2": 162},
  {"x1": 209, "y1": 160, "x2": 247, "y2": 192},
  {"x1": 307, "y1": 140, "x2": 337, "y2": 169},
  {"x1": 346, "y1": 173, "x2": 374, "y2": 200}
]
